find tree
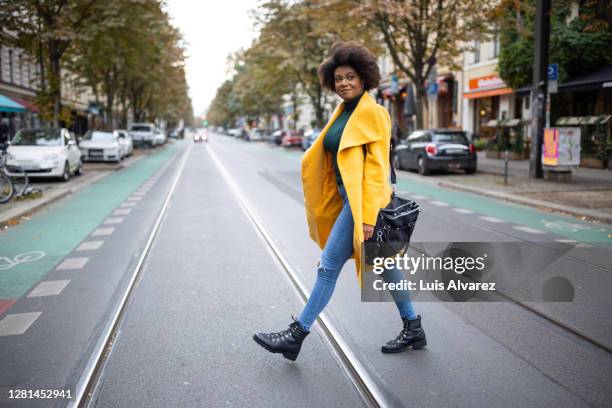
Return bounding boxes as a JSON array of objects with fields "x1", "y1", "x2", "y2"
[
  {"x1": 0, "y1": 0, "x2": 98, "y2": 126},
  {"x1": 79, "y1": 1, "x2": 192, "y2": 127},
  {"x1": 255, "y1": 0, "x2": 383, "y2": 128},
  {"x1": 495, "y1": 0, "x2": 612, "y2": 89},
  {"x1": 353, "y1": 0, "x2": 492, "y2": 128}
]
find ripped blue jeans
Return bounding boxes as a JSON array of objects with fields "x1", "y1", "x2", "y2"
[{"x1": 298, "y1": 184, "x2": 417, "y2": 332}]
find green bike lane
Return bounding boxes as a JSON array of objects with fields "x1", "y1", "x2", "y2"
[
  {"x1": 0, "y1": 141, "x2": 185, "y2": 313},
  {"x1": 241, "y1": 136, "x2": 612, "y2": 244}
]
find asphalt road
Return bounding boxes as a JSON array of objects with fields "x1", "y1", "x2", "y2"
[{"x1": 1, "y1": 135, "x2": 611, "y2": 408}]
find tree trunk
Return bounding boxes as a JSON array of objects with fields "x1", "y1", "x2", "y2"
[
  {"x1": 49, "y1": 46, "x2": 62, "y2": 128},
  {"x1": 415, "y1": 83, "x2": 427, "y2": 130}
]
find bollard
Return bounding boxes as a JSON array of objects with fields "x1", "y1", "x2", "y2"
[{"x1": 504, "y1": 150, "x2": 509, "y2": 185}]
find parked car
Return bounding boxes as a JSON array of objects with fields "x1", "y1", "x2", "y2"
[
  {"x1": 281, "y1": 130, "x2": 303, "y2": 147},
  {"x1": 302, "y1": 128, "x2": 322, "y2": 150},
  {"x1": 246, "y1": 128, "x2": 265, "y2": 141},
  {"x1": 79, "y1": 130, "x2": 122, "y2": 163},
  {"x1": 115, "y1": 129, "x2": 134, "y2": 158},
  {"x1": 169, "y1": 129, "x2": 179, "y2": 139},
  {"x1": 6, "y1": 128, "x2": 82, "y2": 181},
  {"x1": 394, "y1": 129, "x2": 476, "y2": 175},
  {"x1": 227, "y1": 128, "x2": 240, "y2": 137},
  {"x1": 154, "y1": 128, "x2": 166, "y2": 145},
  {"x1": 129, "y1": 123, "x2": 156, "y2": 147},
  {"x1": 270, "y1": 129, "x2": 285, "y2": 145}
]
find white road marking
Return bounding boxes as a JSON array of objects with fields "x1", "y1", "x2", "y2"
[
  {"x1": 92, "y1": 227, "x2": 114, "y2": 236},
  {"x1": 0, "y1": 312, "x2": 41, "y2": 336},
  {"x1": 104, "y1": 217, "x2": 124, "y2": 225},
  {"x1": 27, "y1": 280, "x2": 70, "y2": 297},
  {"x1": 133, "y1": 191, "x2": 146, "y2": 196},
  {"x1": 76, "y1": 241, "x2": 104, "y2": 251},
  {"x1": 127, "y1": 196, "x2": 142, "y2": 201},
  {"x1": 430, "y1": 201, "x2": 450, "y2": 207},
  {"x1": 121, "y1": 202, "x2": 137, "y2": 207},
  {"x1": 411, "y1": 195, "x2": 427, "y2": 200},
  {"x1": 0, "y1": 251, "x2": 46, "y2": 271},
  {"x1": 555, "y1": 239, "x2": 578, "y2": 243},
  {"x1": 56, "y1": 257, "x2": 89, "y2": 270},
  {"x1": 479, "y1": 216, "x2": 506, "y2": 223},
  {"x1": 113, "y1": 209, "x2": 131, "y2": 216},
  {"x1": 453, "y1": 208, "x2": 474, "y2": 214},
  {"x1": 512, "y1": 226, "x2": 546, "y2": 234}
]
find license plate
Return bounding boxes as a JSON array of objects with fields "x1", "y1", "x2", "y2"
[
  {"x1": 446, "y1": 149, "x2": 464, "y2": 154},
  {"x1": 449, "y1": 163, "x2": 461, "y2": 169}
]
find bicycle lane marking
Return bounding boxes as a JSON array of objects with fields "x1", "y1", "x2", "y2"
[
  {"x1": 0, "y1": 142, "x2": 184, "y2": 302},
  {"x1": 216, "y1": 136, "x2": 612, "y2": 243},
  {"x1": 394, "y1": 178, "x2": 612, "y2": 243}
]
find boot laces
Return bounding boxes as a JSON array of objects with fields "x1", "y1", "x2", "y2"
[{"x1": 269, "y1": 315, "x2": 300, "y2": 342}]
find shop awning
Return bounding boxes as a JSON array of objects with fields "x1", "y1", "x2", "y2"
[
  {"x1": 8, "y1": 96, "x2": 38, "y2": 112},
  {"x1": 560, "y1": 66, "x2": 612, "y2": 92},
  {"x1": 463, "y1": 87, "x2": 514, "y2": 99},
  {"x1": 0, "y1": 94, "x2": 26, "y2": 113},
  {"x1": 515, "y1": 66, "x2": 612, "y2": 95}
]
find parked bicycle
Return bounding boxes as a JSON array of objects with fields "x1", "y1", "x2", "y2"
[{"x1": 0, "y1": 144, "x2": 32, "y2": 204}]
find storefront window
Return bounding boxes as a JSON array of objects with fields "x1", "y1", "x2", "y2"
[{"x1": 474, "y1": 96, "x2": 499, "y2": 139}]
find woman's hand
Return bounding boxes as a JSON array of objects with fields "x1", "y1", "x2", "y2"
[{"x1": 363, "y1": 223, "x2": 375, "y2": 241}]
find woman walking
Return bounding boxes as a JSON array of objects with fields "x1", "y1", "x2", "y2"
[{"x1": 253, "y1": 41, "x2": 426, "y2": 361}]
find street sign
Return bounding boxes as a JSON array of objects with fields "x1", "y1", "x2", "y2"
[
  {"x1": 548, "y1": 63, "x2": 558, "y2": 94},
  {"x1": 390, "y1": 74, "x2": 399, "y2": 95},
  {"x1": 547, "y1": 64, "x2": 558, "y2": 81},
  {"x1": 427, "y1": 83, "x2": 438, "y2": 96}
]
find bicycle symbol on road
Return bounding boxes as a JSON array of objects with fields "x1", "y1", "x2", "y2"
[
  {"x1": 541, "y1": 220, "x2": 608, "y2": 233},
  {"x1": 0, "y1": 251, "x2": 46, "y2": 271}
]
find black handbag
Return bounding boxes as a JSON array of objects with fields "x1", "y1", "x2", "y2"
[{"x1": 364, "y1": 144, "x2": 421, "y2": 265}]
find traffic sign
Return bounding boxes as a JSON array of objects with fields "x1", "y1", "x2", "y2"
[
  {"x1": 427, "y1": 83, "x2": 438, "y2": 96},
  {"x1": 548, "y1": 64, "x2": 559, "y2": 81}
]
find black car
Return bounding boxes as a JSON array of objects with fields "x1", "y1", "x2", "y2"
[{"x1": 394, "y1": 129, "x2": 476, "y2": 175}]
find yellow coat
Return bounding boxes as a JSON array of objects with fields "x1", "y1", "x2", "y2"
[{"x1": 301, "y1": 91, "x2": 393, "y2": 283}]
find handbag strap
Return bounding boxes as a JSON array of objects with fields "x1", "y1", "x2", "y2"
[{"x1": 362, "y1": 141, "x2": 397, "y2": 190}]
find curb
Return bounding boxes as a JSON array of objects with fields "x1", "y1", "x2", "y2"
[
  {"x1": 437, "y1": 180, "x2": 612, "y2": 225},
  {"x1": 0, "y1": 151, "x2": 152, "y2": 230},
  {"x1": 0, "y1": 172, "x2": 110, "y2": 229}
]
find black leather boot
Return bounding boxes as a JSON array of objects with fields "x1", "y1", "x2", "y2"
[
  {"x1": 381, "y1": 315, "x2": 427, "y2": 353},
  {"x1": 253, "y1": 318, "x2": 309, "y2": 361}
]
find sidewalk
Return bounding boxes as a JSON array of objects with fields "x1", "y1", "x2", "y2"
[
  {"x1": 409, "y1": 151, "x2": 612, "y2": 225},
  {"x1": 0, "y1": 147, "x2": 159, "y2": 230}
]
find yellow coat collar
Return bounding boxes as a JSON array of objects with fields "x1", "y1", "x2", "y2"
[{"x1": 320, "y1": 91, "x2": 383, "y2": 153}]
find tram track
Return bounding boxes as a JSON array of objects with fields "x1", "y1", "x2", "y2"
[
  {"x1": 207, "y1": 143, "x2": 392, "y2": 408},
  {"x1": 67, "y1": 142, "x2": 193, "y2": 408}
]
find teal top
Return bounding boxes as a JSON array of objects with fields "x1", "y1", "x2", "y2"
[{"x1": 323, "y1": 94, "x2": 361, "y2": 186}]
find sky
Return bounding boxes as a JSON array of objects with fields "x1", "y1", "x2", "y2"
[{"x1": 165, "y1": 0, "x2": 260, "y2": 117}]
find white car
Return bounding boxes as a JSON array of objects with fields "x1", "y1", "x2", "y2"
[
  {"x1": 115, "y1": 129, "x2": 134, "y2": 158},
  {"x1": 6, "y1": 128, "x2": 82, "y2": 181},
  {"x1": 154, "y1": 128, "x2": 166, "y2": 146},
  {"x1": 79, "y1": 130, "x2": 122, "y2": 162},
  {"x1": 129, "y1": 123, "x2": 156, "y2": 147}
]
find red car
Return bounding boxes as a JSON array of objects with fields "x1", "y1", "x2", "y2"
[{"x1": 281, "y1": 130, "x2": 303, "y2": 147}]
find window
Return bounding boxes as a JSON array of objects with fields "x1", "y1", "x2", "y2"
[
  {"x1": 17, "y1": 54, "x2": 22, "y2": 86},
  {"x1": 524, "y1": 96, "x2": 530, "y2": 110},
  {"x1": 433, "y1": 132, "x2": 468, "y2": 144},
  {"x1": 473, "y1": 40, "x2": 480, "y2": 63},
  {"x1": 408, "y1": 131, "x2": 424, "y2": 141},
  {"x1": 8, "y1": 49, "x2": 14, "y2": 83},
  {"x1": 493, "y1": 31, "x2": 500, "y2": 58}
]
